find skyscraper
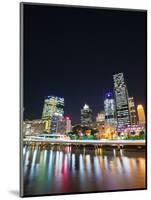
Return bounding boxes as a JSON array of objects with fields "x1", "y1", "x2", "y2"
[
  {"x1": 42, "y1": 96, "x2": 64, "y2": 132},
  {"x1": 104, "y1": 92, "x2": 116, "y2": 128},
  {"x1": 81, "y1": 104, "x2": 92, "y2": 126},
  {"x1": 137, "y1": 104, "x2": 145, "y2": 126},
  {"x1": 113, "y1": 73, "x2": 130, "y2": 130},
  {"x1": 128, "y1": 97, "x2": 137, "y2": 125}
]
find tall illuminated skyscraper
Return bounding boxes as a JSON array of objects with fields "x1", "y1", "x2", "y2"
[
  {"x1": 128, "y1": 97, "x2": 137, "y2": 125},
  {"x1": 81, "y1": 104, "x2": 92, "y2": 126},
  {"x1": 137, "y1": 104, "x2": 145, "y2": 126},
  {"x1": 113, "y1": 73, "x2": 130, "y2": 130},
  {"x1": 104, "y1": 92, "x2": 116, "y2": 127},
  {"x1": 42, "y1": 96, "x2": 64, "y2": 132}
]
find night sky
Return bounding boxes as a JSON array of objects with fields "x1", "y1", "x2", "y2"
[{"x1": 23, "y1": 4, "x2": 147, "y2": 123}]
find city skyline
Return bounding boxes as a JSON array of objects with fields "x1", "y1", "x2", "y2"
[
  {"x1": 23, "y1": 72, "x2": 146, "y2": 136},
  {"x1": 24, "y1": 5, "x2": 146, "y2": 123},
  {"x1": 22, "y1": 4, "x2": 147, "y2": 197},
  {"x1": 24, "y1": 72, "x2": 145, "y2": 124}
]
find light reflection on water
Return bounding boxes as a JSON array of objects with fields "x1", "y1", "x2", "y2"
[{"x1": 23, "y1": 145, "x2": 146, "y2": 196}]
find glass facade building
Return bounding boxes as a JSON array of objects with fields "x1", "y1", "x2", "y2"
[
  {"x1": 42, "y1": 96, "x2": 64, "y2": 132},
  {"x1": 104, "y1": 92, "x2": 116, "y2": 128},
  {"x1": 113, "y1": 73, "x2": 130, "y2": 130}
]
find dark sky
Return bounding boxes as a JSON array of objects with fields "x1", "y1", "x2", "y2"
[{"x1": 23, "y1": 4, "x2": 147, "y2": 123}]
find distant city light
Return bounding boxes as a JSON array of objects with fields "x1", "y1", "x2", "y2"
[
  {"x1": 83, "y1": 104, "x2": 89, "y2": 109},
  {"x1": 137, "y1": 104, "x2": 145, "y2": 126},
  {"x1": 24, "y1": 72, "x2": 145, "y2": 138}
]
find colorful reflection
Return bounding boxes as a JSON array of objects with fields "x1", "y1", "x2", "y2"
[{"x1": 23, "y1": 145, "x2": 146, "y2": 196}]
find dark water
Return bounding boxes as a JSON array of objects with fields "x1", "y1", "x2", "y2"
[{"x1": 23, "y1": 145, "x2": 146, "y2": 196}]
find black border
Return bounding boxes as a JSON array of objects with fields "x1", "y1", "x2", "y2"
[{"x1": 20, "y1": 2, "x2": 147, "y2": 198}]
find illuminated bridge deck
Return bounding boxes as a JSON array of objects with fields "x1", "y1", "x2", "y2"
[{"x1": 23, "y1": 138, "x2": 146, "y2": 146}]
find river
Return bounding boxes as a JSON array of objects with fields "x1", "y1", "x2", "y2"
[{"x1": 23, "y1": 145, "x2": 146, "y2": 196}]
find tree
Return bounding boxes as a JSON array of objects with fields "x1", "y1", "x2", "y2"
[
  {"x1": 139, "y1": 130, "x2": 145, "y2": 137},
  {"x1": 72, "y1": 125, "x2": 82, "y2": 134}
]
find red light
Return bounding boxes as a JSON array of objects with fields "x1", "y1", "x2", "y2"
[{"x1": 65, "y1": 115, "x2": 72, "y2": 120}]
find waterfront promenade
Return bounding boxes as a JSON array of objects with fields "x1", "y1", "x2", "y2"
[{"x1": 23, "y1": 138, "x2": 145, "y2": 146}]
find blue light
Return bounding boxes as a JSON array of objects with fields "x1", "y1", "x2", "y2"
[{"x1": 105, "y1": 92, "x2": 113, "y2": 99}]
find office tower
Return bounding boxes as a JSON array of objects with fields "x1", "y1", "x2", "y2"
[
  {"x1": 128, "y1": 97, "x2": 137, "y2": 125},
  {"x1": 113, "y1": 73, "x2": 130, "y2": 130},
  {"x1": 42, "y1": 96, "x2": 64, "y2": 132},
  {"x1": 81, "y1": 104, "x2": 92, "y2": 126},
  {"x1": 137, "y1": 104, "x2": 145, "y2": 126},
  {"x1": 104, "y1": 92, "x2": 116, "y2": 127}
]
